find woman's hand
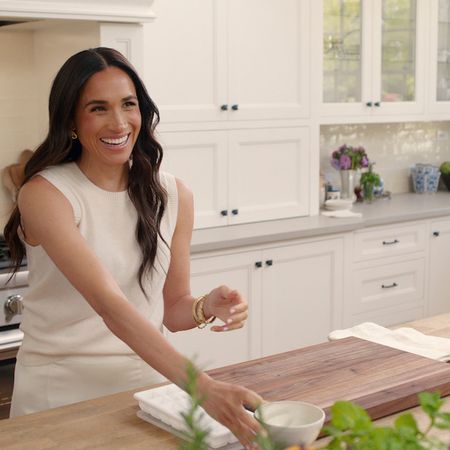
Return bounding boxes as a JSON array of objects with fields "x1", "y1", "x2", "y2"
[
  {"x1": 198, "y1": 374, "x2": 263, "y2": 449},
  {"x1": 204, "y1": 285, "x2": 248, "y2": 332}
]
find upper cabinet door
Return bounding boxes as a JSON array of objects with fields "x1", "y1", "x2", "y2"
[
  {"x1": 227, "y1": 0, "x2": 310, "y2": 121},
  {"x1": 227, "y1": 127, "x2": 310, "y2": 225},
  {"x1": 144, "y1": 0, "x2": 309, "y2": 124},
  {"x1": 143, "y1": 0, "x2": 227, "y2": 124},
  {"x1": 374, "y1": 0, "x2": 426, "y2": 116},
  {"x1": 317, "y1": 0, "x2": 426, "y2": 121},
  {"x1": 320, "y1": 0, "x2": 369, "y2": 116},
  {"x1": 428, "y1": 0, "x2": 450, "y2": 116}
]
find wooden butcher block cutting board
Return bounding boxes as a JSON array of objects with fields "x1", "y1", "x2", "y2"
[{"x1": 208, "y1": 337, "x2": 450, "y2": 421}]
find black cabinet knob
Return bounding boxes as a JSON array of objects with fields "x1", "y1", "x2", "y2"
[
  {"x1": 366, "y1": 101, "x2": 373, "y2": 107},
  {"x1": 231, "y1": 104, "x2": 239, "y2": 111},
  {"x1": 255, "y1": 261, "x2": 263, "y2": 268},
  {"x1": 231, "y1": 209, "x2": 239, "y2": 215},
  {"x1": 374, "y1": 101, "x2": 380, "y2": 107},
  {"x1": 220, "y1": 104, "x2": 228, "y2": 111},
  {"x1": 265, "y1": 260, "x2": 273, "y2": 266},
  {"x1": 433, "y1": 231, "x2": 440, "y2": 237},
  {"x1": 220, "y1": 210, "x2": 228, "y2": 216}
]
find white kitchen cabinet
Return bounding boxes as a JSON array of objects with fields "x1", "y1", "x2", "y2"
[
  {"x1": 428, "y1": 0, "x2": 450, "y2": 116},
  {"x1": 144, "y1": 0, "x2": 309, "y2": 124},
  {"x1": 428, "y1": 218, "x2": 450, "y2": 315},
  {"x1": 352, "y1": 222, "x2": 427, "y2": 262},
  {"x1": 314, "y1": 0, "x2": 427, "y2": 122},
  {"x1": 159, "y1": 127, "x2": 310, "y2": 229},
  {"x1": 166, "y1": 236, "x2": 344, "y2": 368},
  {"x1": 345, "y1": 222, "x2": 427, "y2": 327},
  {"x1": 165, "y1": 250, "x2": 260, "y2": 370},
  {"x1": 260, "y1": 238, "x2": 344, "y2": 357}
]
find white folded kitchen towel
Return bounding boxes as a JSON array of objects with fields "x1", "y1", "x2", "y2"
[
  {"x1": 321, "y1": 210, "x2": 362, "y2": 218},
  {"x1": 328, "y1": 322, "x2": 450, "y2": 362}
]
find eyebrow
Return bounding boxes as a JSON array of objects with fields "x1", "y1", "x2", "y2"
[{"x1": 84, "y1": 95, "x2": 138, "y2": 109}]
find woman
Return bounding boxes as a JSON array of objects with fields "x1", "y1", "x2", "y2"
[{"x1": 4, "y1": 47, "x2": 262, "y2": 447}]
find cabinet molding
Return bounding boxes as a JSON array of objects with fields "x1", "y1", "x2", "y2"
[{"x1": 0, "y1": 0, "x2": 155, "y2": 22}]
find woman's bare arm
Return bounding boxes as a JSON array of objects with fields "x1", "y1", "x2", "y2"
[{"x1": 18, "y1": 175, "x2": 261, "y2": 446}]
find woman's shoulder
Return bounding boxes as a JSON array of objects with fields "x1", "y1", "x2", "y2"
[{"x1": 37, "y1": 161, "x2": 78, "y2": 180}]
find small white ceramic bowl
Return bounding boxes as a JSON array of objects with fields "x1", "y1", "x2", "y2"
[{"x1": 255, "y1": 401, "x2": 325, "y2": 446}]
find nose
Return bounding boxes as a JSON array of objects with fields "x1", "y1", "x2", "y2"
[{"x1": 109, "y1": 109, "x2": 127, "y2": 132}]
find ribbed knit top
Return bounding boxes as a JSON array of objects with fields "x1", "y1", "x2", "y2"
[{"x1": 18, "y1": 162, "x2": 178, "y2": 366}]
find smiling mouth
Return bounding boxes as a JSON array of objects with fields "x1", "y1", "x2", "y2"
[{"x1": 100, "y1": 134, "x2": 130, "y2": 146}]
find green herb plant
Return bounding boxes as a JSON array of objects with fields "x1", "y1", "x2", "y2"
[
  {"x1": 359, "y1": 163, "x2": 381, "y2": 189},
  {"x1": 179, "y1": 361, "x2": 210, "y2": 450},
  {"x1": 320, "y1": 392, "x2": 450, "y2": 450}
]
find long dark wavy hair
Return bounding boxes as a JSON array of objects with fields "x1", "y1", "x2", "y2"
[{"x1": 4, "y1": 47, "x2": 167, "y2": 294}]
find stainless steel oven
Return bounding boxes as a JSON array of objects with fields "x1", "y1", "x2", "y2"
[{"x1": 0, "y1": 239, "x2": 28, "y2": 419}]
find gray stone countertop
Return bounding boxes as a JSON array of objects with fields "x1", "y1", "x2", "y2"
[{"x1": 191, "y1": 192, "x2": 450, "y2": 254}]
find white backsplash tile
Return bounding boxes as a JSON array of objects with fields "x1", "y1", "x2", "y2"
[{"x1": 320, "y1": 122, "x2": 450, "y2": 194}]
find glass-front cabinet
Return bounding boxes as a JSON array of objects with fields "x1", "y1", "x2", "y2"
[
  {"x1": 429, "y1": 0, "x2": 450, "y2": 115},
  {"x1": 315, "y1": 0, "x2": 426, "y2": 121}
]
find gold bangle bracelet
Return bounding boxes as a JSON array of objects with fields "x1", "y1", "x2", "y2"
[{"x1": 192, "y1": 295, "x2": 216, "y2": 329}]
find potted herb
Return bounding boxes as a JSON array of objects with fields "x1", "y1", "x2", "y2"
[
  {"x1": 359, "y1": 163, "x2": 381, "y2": 203},
  {"x1": 440, "y1": 161, "x2": 450, "y2": 191}
]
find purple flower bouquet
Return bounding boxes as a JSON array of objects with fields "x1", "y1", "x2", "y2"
[{"x1": 331, "y1": 145, "x2": 369, "y2": 171}]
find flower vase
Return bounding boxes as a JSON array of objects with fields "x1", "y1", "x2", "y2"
[{"x1": 340, "y1": 169, "x2": 357, "y2": 201}]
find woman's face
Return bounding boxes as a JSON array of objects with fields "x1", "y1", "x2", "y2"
[{"x1": 73, "y1": 66, "x2": 142, "y2": 168}]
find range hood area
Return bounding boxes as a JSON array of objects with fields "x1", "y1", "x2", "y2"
[{"x1": 0, "y1": 0, "x2": 155, "y2": 23}]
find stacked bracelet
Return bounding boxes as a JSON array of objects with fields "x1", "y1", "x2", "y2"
[{"x1": 192, "y1": 295, "x2": 216, "y2": 329}]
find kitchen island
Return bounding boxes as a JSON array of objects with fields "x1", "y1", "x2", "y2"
[{"x1": 1, "y1": 313, "x2": 450, "y2": 449}]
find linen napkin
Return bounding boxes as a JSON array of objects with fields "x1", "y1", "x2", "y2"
[
  {"x1": 328, "y1": 322, "x2": 450, "y2": 362},
  {"x1": 321, "y1": 210, "x2": 362, "y2": 218}
]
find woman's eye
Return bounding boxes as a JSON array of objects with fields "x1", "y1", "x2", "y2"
[
  {"x1": 90, "y1": 106, "x2": 106, "y2": 112},
  {"x1": 123, "y1": 101, "x2": 137, "y2": 109}
]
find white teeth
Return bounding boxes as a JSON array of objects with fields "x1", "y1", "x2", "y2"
[{"x1": 100, "y1": 135, "x2": 128, "y2": 145}]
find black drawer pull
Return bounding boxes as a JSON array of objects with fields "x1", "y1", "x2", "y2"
[
  {"x1": 231, "y1": 209, "x2": 239, "y2": 215},
  {"x1": 433, "y1": 231, "x2": 440, "y2": 237},
  {"x1": 382, "y1": 239, "x2": 399, "y2": 245},
  {"x1": 255, "y1": 261, "x2": 263, "y2": 268},
  {"x1": 366, "y1": 101, "x2": 373, "y2": 107},
  {"x1": 231, "y1": 104, "x2": 239, "y2": 111},
  {"x1": 220, "y1": 210, "x2": 228, "y2": 216},
  {"x1": 374, "y1": 101, "x2": 381, "y2": 107},
  {"x1": 220, "y1": 104, "x2": 228, "y2": 111},
  {"x1": 265, "y1": 260, "x2": 273, "y2": 266},
  {"x1": 382, "y1": 282, "x2": 398, "y2": 289}
]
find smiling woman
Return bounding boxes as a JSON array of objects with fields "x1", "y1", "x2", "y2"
[
  {"x1": 2, "y1": 47, "x2": 262, "y2": 448},
  {"x1": 74, "y1": 67, "x2": 142, "y2": 187}
]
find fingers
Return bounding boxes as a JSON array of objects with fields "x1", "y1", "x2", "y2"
[
  {"x1": 211, "y1": 310, "x2": 248, "y2": 332},
  {"x1": 210, "y1": 322, "x2": 244, "y2": 332}
]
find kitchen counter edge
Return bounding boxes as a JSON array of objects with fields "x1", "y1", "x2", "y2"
[{"x1": 191, "y1": 192, "x2": 450, "y2": 253}]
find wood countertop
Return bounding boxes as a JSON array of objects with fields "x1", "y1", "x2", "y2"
[{"x1": 1, "y1": 313, "x2": 450, "y2": 450}]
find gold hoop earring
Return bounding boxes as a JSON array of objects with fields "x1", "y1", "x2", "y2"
[{"x1": 71, "y1": 130, "x2": 78, "y2": 140}]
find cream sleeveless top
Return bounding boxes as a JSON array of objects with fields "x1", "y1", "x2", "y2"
[{"x1": 17, "y1": 162, "x2": 178, "y2": 366}]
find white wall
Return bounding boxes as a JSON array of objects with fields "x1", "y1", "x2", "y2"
[
  {"x1": 0, "y1": 29, "x2": 38, "y2": 226},
  {"x1": 320, "y1": 122, "x2": 450, "y2": 194}
]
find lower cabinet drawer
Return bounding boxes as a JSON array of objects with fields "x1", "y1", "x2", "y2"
[
  {"x1": 350, "y1": 258, "x2": 425, "y2": 315},
  {"x1": 353, "y1": 223, "x2": 427, "y2": 262}
]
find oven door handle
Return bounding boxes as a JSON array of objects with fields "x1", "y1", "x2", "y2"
[{"x1": 5, "y1": 294, "x2": 24, "y2": 320}]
